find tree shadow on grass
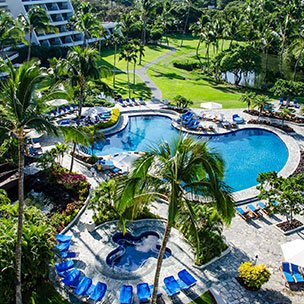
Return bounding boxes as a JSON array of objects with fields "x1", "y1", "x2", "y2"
[{"x1": 154, "y1": 71, "x2": 186, "y2": 80}]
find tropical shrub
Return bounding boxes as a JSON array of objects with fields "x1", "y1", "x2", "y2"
[
  {"x1": 271, "y1": 79, "x2": 304, "y2": 99},
  {"x1": 0, "y1": 138, "x2": 18, "y2": 165},
  {"x1": 83, "y1": 95, "x2": 115, "y2": 107},
  {"x1": 238, "y1": 262, "x2": 271, "y2": 290},
  {"x1": 0, "y1": 202, "x2": 56, "y2": 303},
  {"x1": 173, "y1": 59, "x2": 200, "y2": 71},
  {"x1": 95, "y1": 108, "x2": 120, "y2": 129},
  {"x1": 172, "y1": 95, "x2": 193, "y2": 109}
]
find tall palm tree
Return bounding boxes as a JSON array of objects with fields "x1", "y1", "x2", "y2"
[
  {"x1": 240, "y1": 91, "x2": 257, "y2": 110},
  {"x1": 253, "y1": 94, "x2": 269, "y2": 120},
  {"x1": 117, "y1": 136, "x2": 235, "y2": 303},
  {"x1": 119, "y1": 43, "x2": 136, "y2": 98},
  {"x1": 289, "y1": 25, "x2": 304, "y2": 81},
  {"x1": 70, "y1": 2, "x2": 103, "y2": 47},
  {"x1": 18, "y1": 7, "x2": 56, "y2": 62},
  {"x1": 0, "y1": 60, "x2": 61, "y2": 304}
]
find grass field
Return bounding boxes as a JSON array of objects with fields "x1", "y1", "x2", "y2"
[{"x1": 147, "y1": 35, "x2": 245, "y2": 108}]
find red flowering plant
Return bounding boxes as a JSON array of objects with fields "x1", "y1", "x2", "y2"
[{"x1": 57, "y1": 172, "x2": 89, "y2": 196}]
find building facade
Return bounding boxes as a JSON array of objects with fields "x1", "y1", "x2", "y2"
[{"x1": 1, "y1": 0, "x2": 115, "y2": 47}]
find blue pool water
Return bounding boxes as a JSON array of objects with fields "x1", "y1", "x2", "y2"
[
  {"x1": 106, "y1": 231, "x2": 171, "y2": 272},
  {"x1": 92, "y1": 116, "x2": 289, "y2": 191}
]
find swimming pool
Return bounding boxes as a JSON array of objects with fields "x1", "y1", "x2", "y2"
[
  {"x1": 92, "y1": 115, "x2": 289, "y2": 191},
  {"x1": 106, "y1": 231, "x2": 171, "y2": 272}
]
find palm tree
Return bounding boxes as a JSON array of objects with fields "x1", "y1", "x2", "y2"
[
  {"x1": 70, "y1": 2, "x2": 103, "y2": 47},
  {"x1": 240, "y1": 92, "x2": 257, "y2": 110},
  {"x1": 253, "y1": 95, "x2": 269, "y2": 120},
  {"x1": 117, "y1": 136, "x2": 234, "y2": 303},
  {"x1": 290, "y1": 26, "x2": 304, "y2": 81},
  {"x1": 0, "y1": 60, "x2": 60, "y2": 304},
  {"x1": 0, "y1": 11, "x2": 24, "y2": 53},
  {"x1": 18, "y1": 7, "x2": 56, "y2": 62},
  {"x1": 278, "y1": 108, "x2": 292, "y2": 125},
  {"x1": 119, "y1": 43, "x2": 135, "y2": 98},
  {"x1": 106, "y1": 27, "x2": 124, "y2": 88}
]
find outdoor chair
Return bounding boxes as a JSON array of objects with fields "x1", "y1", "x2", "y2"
[
  {"x1": 137, "y1": 283, "x2": 151, "y2": 303},
  {"x1": 120, "y1": 285, "x2": 133, "y2": 304},
  {"x1": 247, "y1": 204, "x2": 262, "y2": 218},
  {"x1": 74, "y1": 276, "x2": 92, "y2": 296},
  {"x1": 87, "y1": 282, "x2": 107, "y2": 302},
  {"x1": 291, "y1": 264, "x2": 304, "y2": 283},
  {"x1": 56, "y1": 234, "x2": 72, "y2": 243},
  {"x1": 281, "y1": 262, "x2": 295, "y2": 285},
  {"x1": 236, "y1": 207, "x2": 252, "y2": 221},
  {"x1": 177, "y1": 269, "x2": 197, "y2": 290},
  {"x1": 257, "y1": 202, "x2": 269, "y2": 215},
  {"x1": 62, "y1": 268, "x2": 81, "y2": 287},
  {"x1": 163, "y1": 276, "x2": 180, "y2": 297},
  {"x1": 55, "y1": 260, "x2": 74, "y2": 273}
]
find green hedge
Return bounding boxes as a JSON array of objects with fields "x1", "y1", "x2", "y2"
[
  {"x1": 95, "y1": 108, "x2": 120, "y2": 129},
  {"x1": 173, "y1": 59, "x2": 200, "y2": 71}
]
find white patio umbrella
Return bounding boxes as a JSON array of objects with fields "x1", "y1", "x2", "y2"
[
  {"x1": 82, "y1": 106, "x2": 109, "y2": 117},
  {"x1": 281, "y1": 239, "x2": 304, "y2": 267},
  {"x1": 200, "y1": 102, "x2": 223, "y2": 110}
]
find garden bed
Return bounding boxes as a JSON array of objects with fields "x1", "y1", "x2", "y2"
[
  {"x1": 236, "y1": 277, "x2": 259, "y2": 291},
  {"x1": 244, "y1": 109, "x2": 304, "y2": 124},
  {"x1": 292, "y1": 151, "x2": 304, "y2": 176},
  {"x1": 247, "y1": 119, "x2": 294, "y2": 133},
  {"x1": 276, "y1": 219, "x2": 303, "y2": 235}
]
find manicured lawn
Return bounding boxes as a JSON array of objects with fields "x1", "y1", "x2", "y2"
[
  {"x1": 147, "y1": 35, "x2": 245, "y2": 108},
  {"x1": 190, "y1": 291, "x2": 216, "y2": 304},
  {"x1": 104, "y1": 72, "x2": 152, "y2": 100},
  {"x1": 99, "y1": 44, "x2": 172, "y2": 71}
]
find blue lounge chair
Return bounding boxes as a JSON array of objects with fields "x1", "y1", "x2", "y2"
[
  {"x1": 286, "y1": 99, "x2": 290, "y2": 107},
  {"x1": 232, "y1": 114, "x2": 244, "y2": 124},
  {"x1": 149, "y1": 285, "x2": 162, "y2": 297},
  {"x1": 257, "y1": 202, "x2": 268, "y2": 215},
  {"x1": 247, "y1": 204, "x2": 260, "y2": 217},
  {"x1": 56, "y1": 234, "x2": 72, "y2": 243},
  {"x1": 58, "y1": 251, "x2": 77, "y2": 259},
  {"x1": 189, "y1": 121, "x2": 200, "y2": 130},
  {"x1": 62, "y1": 268, "x2": 81, "y2": 287},
  {"x1": 55, "y1": 241, "x2": 71, "y2": 252},
  {"x1": 281, "y1": 262, "x2": 295, "y2": 284},
  {"x1": 236, "y1": 207, "x2": 250, "y2": 221},
  {"x1": 88, "y1": 282, "x2": 107, "y2": 301},
  {"x1": 119, "y1": 98, "x2": 126, "y2": 107},
  {"x1": 163, "y1": 276, "x2": 180, "y2": 297},
  {"x1": 291, "y1": 264, "x2": 304, "y2": 283},
  {"x1": 120, "y1": 285, "x2": 133, "y2": 304},
  {"x1": 139, "y1": 97, "x2": 145, "y2": 105},
  {"x1": 55, "y1": 260, "x2": 74, "y2": 273},
  {"x1": 131, "y1": 97, "x2": 139, "y2": 106},
  {"x1": 125, "y1": 98, "x2": 133, "y2": 106},
  {"x1": 74, "y1": 276, "x2": 92, "y2": 296},
  {"x1": 178, "y1": 269, "x2": 197, "y2": 289},
  {"x1": 137, "y1": 283, "x2": 151, "y2": 303},
  {"x1": 279, "y1": 98, "x2": 284, "y2": 105}
]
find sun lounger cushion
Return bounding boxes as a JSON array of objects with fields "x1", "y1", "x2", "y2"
[
  {"x1": 291, "y1": 264, "x2": 304, "y2": 283},
  {"x1": 89, "y1": 282, "x2": 107, "y2": 301},
  {"x1": 56, "y1": 234, "x2": 72, "y2": 243},
  {"x1": 163, "y1": 276, "x2": 180, "y2": 295},
  {"x1": 74, "y1": 277, "x2": 92, "y2": 296},
  {"x1": 258, "y1": 202, "x2": 266, "y2": 209},
  {"x1": 178, "y1": 269, "x2": 197, "y2": 288},
  {"x1": 247, "y1": 204, "x2": 258, "y2": 213},
  {"x1": 236, "y1": 207, "x2": 246, "y2": 215},
  {"x1": 58, "y1": 251, "x2": 77, "y2": 259},
  {"x1": 120, "y1": 285, "x2": 133, "y2": 304},
  {"x1": 62, "y1": 268, "x2": 81, "y2": 287},
  {"x1": 137, "y1": 283, "x2": 151, "y2": 302},
  {"x1": 55, "y1": 260, "x2": 74, "y2": 273},
  {"x1": 55, "y1": 241, "x2": 71, "y2": 252}
]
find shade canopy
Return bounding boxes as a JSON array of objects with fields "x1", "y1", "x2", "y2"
[
  {"x1": 82, "y1": 107, "x2": 109, "y2": 117},
  {"x1": 47, "y1": 99, "x2": 68, "y2": 107},
  {"x1": 200, "y1": 102, "x2": 223, "y2": 109},
  {"x1": 281, "y1": 239, "x2": 304, "y2": 267}
]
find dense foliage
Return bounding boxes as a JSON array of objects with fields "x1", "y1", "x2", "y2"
[
  {"x1": 0, "y1": 193, "x2": 56, "y2": 303},
  {"x1": 238, "y1": 262, "x2": 271, "y2": 290}
]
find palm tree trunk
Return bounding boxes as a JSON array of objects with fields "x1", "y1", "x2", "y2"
[
  {"x1": 78, "y1": 79, "x2": 85, "y2": 118},
  {"x1": 113, "y1": 43, "x2": 117, "y2": 87},
  {"x1": 293, "y1": 46, "x2": 304, "y2": 81},
  {"x1": 15, "y1": 131, "x2": 25, "y2": 304},
  {"x1": 206, "y1": 43, "x2": 210, "y2": 72},
  {"x1": 180, "y1": 5, "x2": 190, "y2": 47},
  {"x1": 264, "y1": 48, "x2": 269, "y2": 84},
  {"x1": 127, "y1": 60, "x2": 131, "y2": 99},
  {"x1": 151, "y1": 222, "x2": 171, "y2": 304},
  {"x1": 70, "y1": 141, "x2": 77, "y2": 173},
  {"x1": 196, "y1": 38, "x2": 203, "y2": 71},
  {"x1": 133, "y1": 61, "x2": 136, "y2": 85},
  {"x1": 27, "y1": 29, "x2": 33, "y2": 62}
]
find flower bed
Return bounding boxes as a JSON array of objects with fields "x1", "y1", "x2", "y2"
[
  {"x1": 247, "y1": 119, "x2": 294, "y2": 133},
  {"x1": 276, "y1": 219, "x2": 303, "y2": 233}
]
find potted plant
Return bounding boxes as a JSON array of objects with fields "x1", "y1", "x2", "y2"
[{"x1": 238, "y1": 261, "x2": 271, "y2": 291}]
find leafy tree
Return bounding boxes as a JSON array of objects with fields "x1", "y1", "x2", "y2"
[
  {"x1": 0, "y1": 60, "x2": 61, "y2": 304},
  {"x1": 253, "y1": 95, "x2": 270, "y2": 120},
  {"x1": 257, "y1": 172, "x2": 304, "y2": 224},
  {"x1": 116, "y1": 136, "x2": 234, "y2": 303},
  {"x1": 271, "y1": 79, "x2": 304, "y2": 99},
  {"x1": 18, "y1": 7, "x2": 57, "y2": 61},
  {"x1": 289, "y1": 25, "x2": 304, "y2": 81},
  {"x1": 0, "y1": 202, "x2": 56, "y2": 303}
]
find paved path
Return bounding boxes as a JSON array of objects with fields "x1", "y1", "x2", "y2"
[{"x1": 135, "y1": 46, "x2": 176, "y2": 102}]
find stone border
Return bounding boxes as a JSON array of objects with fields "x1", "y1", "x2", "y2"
[
  {"x1": 273, "y1": 220, "x2": 304, "y2": 235},
  {"x1": 94, "y1": 109, "x2": 301, "y2": 202}
]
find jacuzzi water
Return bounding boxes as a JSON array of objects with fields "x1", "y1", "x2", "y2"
[{"x1": 91, "y1": 115, "x2": 289, "y2": 191}]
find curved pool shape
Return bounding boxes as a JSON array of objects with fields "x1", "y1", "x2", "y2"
[
  {"x1": 106, "y1": 231, "x2": 171, "y2": 272},
  {"x1": 92, "y1": 116, "x2": 289, "y2": 191}
]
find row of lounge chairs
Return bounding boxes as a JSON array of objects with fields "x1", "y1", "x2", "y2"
[
  {"x1": 120, "y1": 269, "x2": 197, "y2": 303},
  {"x1": 281, "y1": 262, "x2": 304, "y2": 286},
  {"x1": 55, "y1": 234, "x2": 107, "y2": 302},
  {"x1": 279, "y1": 98, "x2": 300, "y2": 108},
  {"x1": 236, "y1": 201, "x2": 279, "y2": 221},
  {"x1": 177, "y1": 111, "x2": 201, "y2": 130},
  {"x1": 46, "y1": 104, "x2": 79, "y2": 118},
  {"x1": 119, "y1": 97, "x2": 145, "y2": 107}
]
